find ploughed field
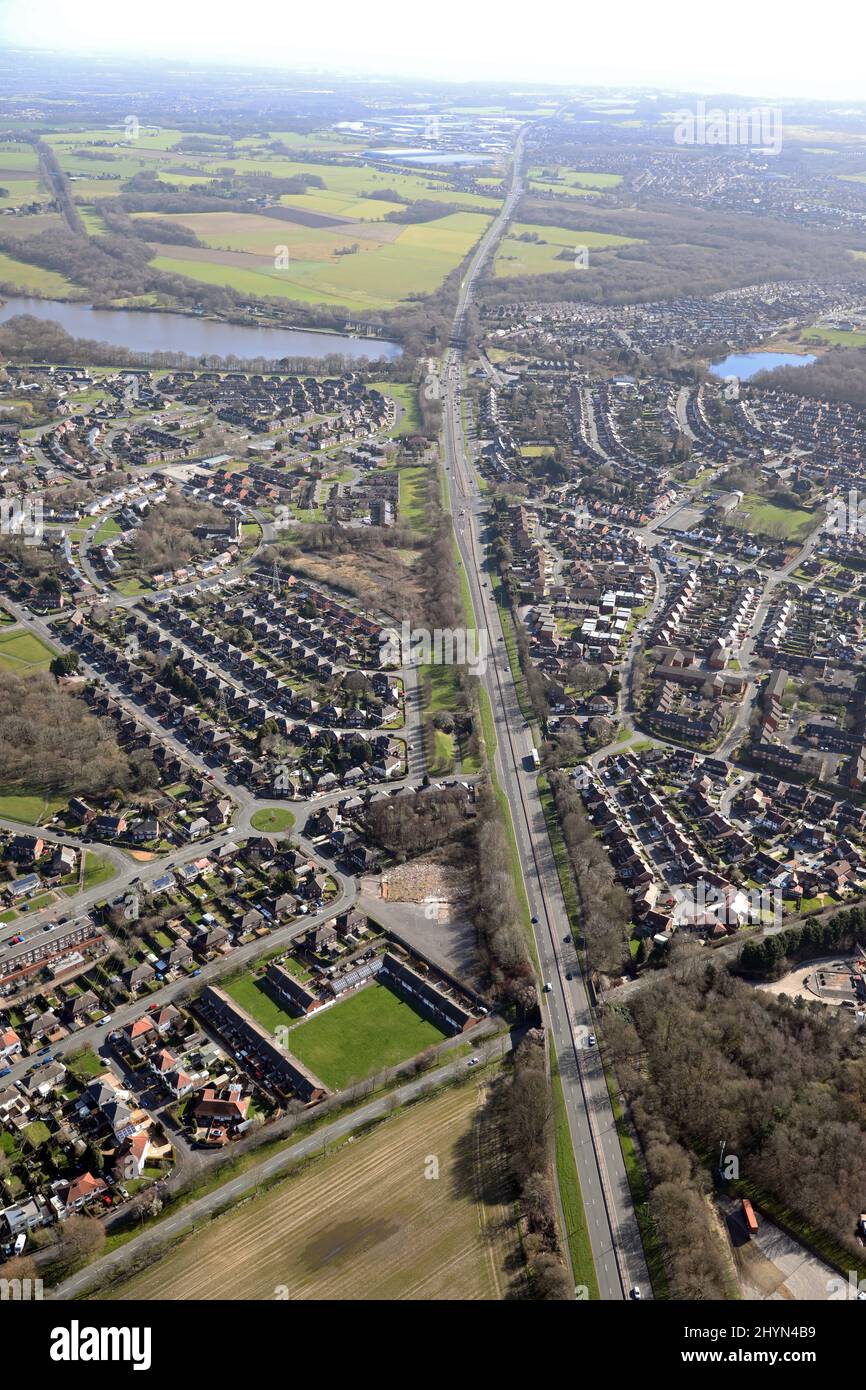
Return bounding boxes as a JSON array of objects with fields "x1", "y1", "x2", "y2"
[{"x1": 98, "y1": 1073, "x2": 525, "y2": 1301}]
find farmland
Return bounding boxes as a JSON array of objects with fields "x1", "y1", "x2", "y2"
[
  {"x1": 494, "y1": 219, "x2": 641, "y2": 277},
  {"x1": 146, "y1": 209, "x2": 493, "y2": 309},
  {"x1": 98, "y1": 1074, "x2": 525, "y2": 1301},
  {"x1": 288, "y1": 981, "x2": 448, "y2": 1088},
  {"x1": 0, "y1": 123, "x2": 504, "y2": 314},
  {"x1": 527, "y1": 167, "x2": 624, "y2": 197}
]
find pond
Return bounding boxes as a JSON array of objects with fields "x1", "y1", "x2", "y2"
[{"x1": 709, "y1": 350, "x2": 816, "y2": 380}]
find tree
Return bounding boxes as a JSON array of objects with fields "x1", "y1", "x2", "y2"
[
  {"x1": 59, "y1": 1214, "x2": 106, "y2": 1265},
  {"x1": 568, "y1": 660, "x2": 606, "y2": 697},
  {"x1": 50, "y1": 652, "x2": 80, "y2": 677}
]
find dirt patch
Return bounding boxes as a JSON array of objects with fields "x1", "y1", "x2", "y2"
[
  {"x1": 378, "y1": 858, "x2": 473, "y2": 921},
  {"x1": 294, "y1": 550, "x2": 422, "y2": 622}
]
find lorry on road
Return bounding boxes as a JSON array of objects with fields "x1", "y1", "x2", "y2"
[
  {"x1": 526, "y1": 747, "x2": 540, "y2": 771},
  {"x1": 742, "y1": 1198, "x2": 759, "y2": 1236}
]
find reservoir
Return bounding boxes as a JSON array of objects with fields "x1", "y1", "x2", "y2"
[
  {"x1": 0, "y1": 295, "x2": 402, "y2": 362},
  {"x1": 709, "y1": 350, "x2": 816, "y2": 380}
]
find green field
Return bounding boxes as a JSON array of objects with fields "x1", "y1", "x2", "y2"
[
  {"x1": 0, "y1": 250, "x2": 79, "y2": 295},
  {"x1": 430, "y1": 727, "x2": 456, "y2": 775},
  {"x1": 0, "y1": 178, "x2": 46, "y2": 208},
  {"x1": 803, "y1": 325, "x2": 866, "y2": 347},
  {"x1": 19, "y1": 127, "x2": 504, "y2": 313},
  {"x1": 736, "y1": 494, "x2": 817, "y2": 541},
  {"x1": 249, "y1": 807, "x2": 295, "y2": 833},
  {"x1": 494, "y1": 220, "x2": 640, "y2": 277},
  {"x1": 368, "y1": 380, "x2": 419, "y2": 435},
  {"x1": 0, "y1": 629, "x2": 57, "y2": 670},
  {"x1": 149, "y1": 209, "x2": 492, "y2": 310},
  {"x1": 528, "y1": 167, "x2": 624, "y2": 198},
  {"x1": 289, "y1": 981, "x2": 447, "y2": 1088},
  {"x1": 398, "y1": 465, "x2": 429, "y2": 528},
  {"x1": 79, "y1": 851, "x2": 117, "y2": 891},
  {"x1": 78, "y1": 205, "x2": 108, "y2": 236},
  {"x1": 0, "y1": 792, "x2": 66, "y2": 824}
]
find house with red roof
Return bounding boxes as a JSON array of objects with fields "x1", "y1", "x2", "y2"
[{"x1": 62, "y1": 1171, "x2": 107, "y2": 1212}]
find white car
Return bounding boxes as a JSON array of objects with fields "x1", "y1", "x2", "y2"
[
  {"x1": 631, "y1": 1286, "x2": 642, "y2": 1300},
  {"x1": 467, "y1": 1057, "x2": 480, "y2": 1068}
]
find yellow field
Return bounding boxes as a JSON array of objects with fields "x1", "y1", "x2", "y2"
[{"x1": 99, "y1": 1076, "x2": 525, "y2": 1302}]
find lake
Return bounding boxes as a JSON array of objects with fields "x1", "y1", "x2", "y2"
[
  {"x1": 366, "y1": 148, "x2": 498, "y2": 166},
  {"x1": 709, "y1": 350, "x2": 816, "y2": 380},
  {"x1": 0, "y1": 296, "x2": 402, "y2": 362}
]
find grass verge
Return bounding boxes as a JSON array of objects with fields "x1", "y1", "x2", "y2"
[{"x1": 550, "y1": 1049, "x2": 600, "y2": 1299}]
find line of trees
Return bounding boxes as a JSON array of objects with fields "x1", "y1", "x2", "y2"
[
  {"x1": 472, "y1": 781, "x2": 536, "y2": 1014},
  {"x1": 738, "y1": 905, "x2": 866, "y2": 978},
  {"x1": 501, "y1": 1031, "x2": 572, "y2": 1299},
  {"x1": 547, "y1": 771, "x2": 631, "y2": 976}
]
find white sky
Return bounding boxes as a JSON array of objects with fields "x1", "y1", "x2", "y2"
[{"x1": 0, "y1": 0, "x2": 860, "y2": 101}]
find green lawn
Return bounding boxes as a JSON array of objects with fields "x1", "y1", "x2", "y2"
[
  {"x1": 0, "y1": 629, "x2": 57, "y2": 671},
  {"x1": 429, "y1": 728, "x2": 455, "y2": 775},
  {"x1": 66, "y1": 1048, "x2": 105, "y2": 1080},
  {"x1": 398, "y1": 465, "x2": 430, "y2": 528},
  {"x1": 368, "y1": 381, "x2": 420, "y2": 435},
  {"x1": 808, "y1": 323, "x2": 866, "y2": 346},
  {"x1": 736, "y1": 494, "x2": 817, "y2": 542},
  {"x1": 0, "y1": 791, "x2": 66, "y2": 823},
  {"x1": 249, "y1": 807, "x2": 295, "y2": 833},
  {"x1": 23, "y1": 1119, "x2": 52, "y2": 1148},
  {"x1": 289, "y1": 982, "x2": 447, "y2": 1089},
  {"x1": 224, "y1": 971, "x2": 296, "y2": 1035},
  {"x1": 112, "y1": 578, "x2": 153, "y2": 597},
  {"x1": 528, "y1": 167, "x2": 623, "y2": 198},
  {"x1": 80, "y1": 851, "x2": 116, "y2": 891}
]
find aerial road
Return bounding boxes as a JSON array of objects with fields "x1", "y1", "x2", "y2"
[{"x1": 441, "y1": 129, "x2": 649, "y2": 1301}]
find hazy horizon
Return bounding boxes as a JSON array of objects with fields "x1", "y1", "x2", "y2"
[{"x1": 0, "y1": 0, "x2": 860, "y2": 104}]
